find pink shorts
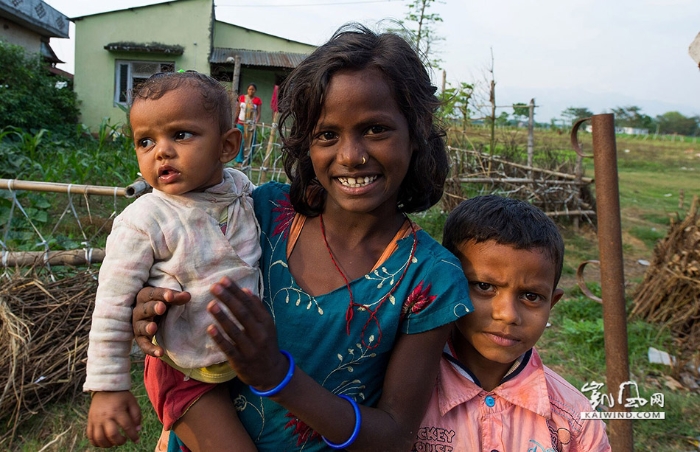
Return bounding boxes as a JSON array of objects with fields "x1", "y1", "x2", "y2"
[{"x1": 144, "y1": 355, "x2": 217, "y2": 430}]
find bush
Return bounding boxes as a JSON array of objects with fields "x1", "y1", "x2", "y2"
[{"x1": 0, "y1": 40, "x2": 78, "y2": 130}]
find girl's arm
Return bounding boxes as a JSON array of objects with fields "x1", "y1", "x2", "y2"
[{"x1": 207, "y1": 276, "x2": 448, "y2": 451}]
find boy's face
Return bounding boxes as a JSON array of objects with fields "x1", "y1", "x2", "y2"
[
  {"x1": 130, "y1": 86, "x2": 240, "y2": 195},
  {"x1": 453, "y1": 239, "x2": 564, "y2": 384}
]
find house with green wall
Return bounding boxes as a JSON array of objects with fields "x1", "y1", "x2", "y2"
[{"x1": 72, "y1": 0, "x2": 316, "y2": 132}]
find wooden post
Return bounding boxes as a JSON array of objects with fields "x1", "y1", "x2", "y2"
[
  {"x1": 259, "y1": 112, "x2": 279, "y2": 183},
  {"x1": 573, "y1": 151, "x2": 584, "y2": 232},
  {"x1": 527, "y1": 98, "x2": 535, "y2": 180},
  {"x1": 489, "y1": 79, "x2": 496, "y2": 175},
  {"x1": 232, "y1": 55, "x2": 241, "y2": 96}
]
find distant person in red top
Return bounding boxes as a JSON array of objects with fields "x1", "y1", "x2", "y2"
[{"x1": 234, "y1": 83, "x2": 262, "y2": 165}]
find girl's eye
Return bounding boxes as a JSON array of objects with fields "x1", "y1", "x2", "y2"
[
  {"x1": 366, "y1": 125, "x2": 387, "y2": 135},
  {"x1": 175, "y1": 131, "x2": 193, "y2": 141},
  {"x1": 315, "y1": 131, "x2": 337, "y2": 142},
  {"x1": 137, "y1": 138, "x2": 154, "y2": 149}
]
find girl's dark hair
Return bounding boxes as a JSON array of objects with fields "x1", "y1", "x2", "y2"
[
  {"x1": 127, "y1": 71, "x2": 232, "y2": 135},
  {"x1": 442, "y1": 195, "x2": 565, "y2": 287},
  {"x1": 279, "y1": 23, "x2": 448, "y2": 216},
  {"x1": 247, "y1": 83, "x2": 258, "y2": 90}
]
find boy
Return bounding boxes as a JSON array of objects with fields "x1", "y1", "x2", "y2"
[
  {"x1": 84, "y1": 71, "x2": 259, "y2": 451},
  {"x1": 413, "y1": 195, "x2": 611, "y2": 451}
]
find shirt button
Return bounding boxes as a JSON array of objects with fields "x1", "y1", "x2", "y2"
[{"x1": 485, "y1": 395, "x2": 495, "y2": 407}]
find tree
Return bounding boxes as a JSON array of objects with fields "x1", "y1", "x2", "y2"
[
  {"x1": 0, "y1": 40, "x2": 78, "y2": 131},
  {"x1": 655, "y1": 111, "x2": 699, "y2": 136},
  {"x1": 438, "y1": 82, "x2": 473, "y2": 130},
  {"x1": 610, "y1": 105, "x2": 653, "y2": 131},
  {"x1": 512, "y1": 102, "x2": 530, "y2": 123},
  {"x1": 393, "y1": 0, "x2": 445, "y2": 68},
  {"x1": 561, "y1": 107, "x2": 594, "y2": 126}
]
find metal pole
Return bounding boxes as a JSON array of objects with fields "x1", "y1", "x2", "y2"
[{"x1": 590, "y1": 113, "x2": 633, "y2": 451}]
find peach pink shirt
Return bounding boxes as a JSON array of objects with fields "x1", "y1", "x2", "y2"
[{"x1": 413, "y1": 345, "x2": 611, "y2": 452}]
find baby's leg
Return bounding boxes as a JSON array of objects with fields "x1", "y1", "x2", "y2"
[{"x1": 173, "y1": 384, "x2": 256, "y2": 452}]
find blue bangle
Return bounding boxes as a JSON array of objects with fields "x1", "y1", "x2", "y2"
[
  {"x1": 322, "y1": 394, "x2": 362, "y2": 449},
  {"x1": 249, "y1": 350, "x2": 294, "y2": 397}
]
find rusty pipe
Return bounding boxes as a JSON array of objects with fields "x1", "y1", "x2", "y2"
[{"x1": 572, "y1": 114, "x2": 633, "y2": 451}]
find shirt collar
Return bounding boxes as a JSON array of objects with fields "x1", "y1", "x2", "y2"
[{"x1": 438, "y1": 343, "x2": 551, "y2": 418}]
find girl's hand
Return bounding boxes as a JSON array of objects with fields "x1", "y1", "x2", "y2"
[
  {"x1": 132, "y1": 287, "x2": 191, "y2": 357},
  {"x1": 206, "y1": 277, "x2": 290, "y2": 392}
]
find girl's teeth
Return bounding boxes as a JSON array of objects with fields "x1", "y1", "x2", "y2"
[{"x1": 339, "y1": 176, "x2": 376, "y2": 187}]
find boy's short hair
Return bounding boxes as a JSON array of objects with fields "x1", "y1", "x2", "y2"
[
  {"x1": 127, "y1": 71, "x2": 232, "y2": 135},
  {"x1": 279, "y1": 23, "x2": 448, "y2": 216},
  {"x1": 443, "y1": 195, "x2": 565, "y2": 287}
]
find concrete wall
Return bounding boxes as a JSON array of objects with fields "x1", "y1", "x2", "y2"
[
  {"x1": 213, "y1": 22, "x2": 315, "y2": 53},
  {"x1": 0, "y1": 16, "x2": 41, "y2": 53}
]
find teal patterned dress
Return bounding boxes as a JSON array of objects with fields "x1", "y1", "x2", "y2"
[{"x1": 169, "y1": 182, "x2": 472, "y2": 451}]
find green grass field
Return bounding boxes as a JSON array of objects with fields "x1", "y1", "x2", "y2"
[{"x1": 2, "y1": 126, "x2": 699, "y2": 451}]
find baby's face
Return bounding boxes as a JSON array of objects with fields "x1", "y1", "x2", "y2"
[
  {"x1": 452, "y1": 240, "x2": 563, "y2": 380},
  {"x1": 130, "y1": 86, "x2": 233, "y2": 195}
]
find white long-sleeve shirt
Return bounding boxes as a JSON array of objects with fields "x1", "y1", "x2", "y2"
[{"x1": 84, "y1": 168, "x2": 261, "y2": 392}]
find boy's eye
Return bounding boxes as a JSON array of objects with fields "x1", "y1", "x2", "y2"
[
  {"x1": 137, "y1": 138, "x2": 154, "y2": 149},
  {"x1": 523, "y1": 292, "x2": 544, "y2": 303},
  {"x1": 175, "y1": 131, "x2": 194, "y2": 141},
  {"x1": 470, "y1": 282, "x2": 494, "y2": 294}
]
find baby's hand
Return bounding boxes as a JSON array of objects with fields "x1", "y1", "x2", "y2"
[{"x1": 87, "y1": 391, "x2": 142, "y2": 448}]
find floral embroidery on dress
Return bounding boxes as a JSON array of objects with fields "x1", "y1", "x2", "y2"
[
  {"x1": 285, "y1": 413, "x2": 322, "y2": 446},
  {"x1": 401, "y1": 281, "x2": 436, "y2": 318},
  {"x1": 271, "y1": 194, "x2": 295, "y2": 238}
]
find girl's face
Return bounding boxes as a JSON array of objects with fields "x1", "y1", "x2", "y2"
[
  {"x1": 310, "y1": 68, "x2": 413, "y2": 217},
  {"x1": 247, "y1": 85, "x2": 257, "y2": 97}
]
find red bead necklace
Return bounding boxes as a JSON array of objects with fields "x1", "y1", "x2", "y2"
[{"x1": 318, "y1": 213, "x2": 417, "y2": 349}]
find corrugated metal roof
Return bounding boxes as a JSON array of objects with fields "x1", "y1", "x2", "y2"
[{"x1": 210, "y1": 48, "x2": 309, "y2": 69}]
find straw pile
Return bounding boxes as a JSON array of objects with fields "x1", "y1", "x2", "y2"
[
  {"x1": 0, "y1": 270, "x2": 96, "y2": 445},
  {"x1": 631, "y1": 195, "x2": 700, "y2": 359}
]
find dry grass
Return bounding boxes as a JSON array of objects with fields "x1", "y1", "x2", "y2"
[{"x1": 0, "y1": 270, "x2": 96, "y2": 449}]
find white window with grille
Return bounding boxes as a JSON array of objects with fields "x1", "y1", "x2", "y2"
[{"x1": 114, "y1": 61, "x2": 175, "y2": 105}]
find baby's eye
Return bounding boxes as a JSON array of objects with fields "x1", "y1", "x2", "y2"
[
  {"x1": 175, "y1": 131, "x2": 194, "y2": 141},
  {"x1": 137, "y1": 138, "x2": 154, "y2": 149}
]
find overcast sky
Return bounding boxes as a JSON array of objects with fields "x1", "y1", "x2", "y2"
[{"x1": 44, "y1": 0, "x2": 700, "y2": 123}]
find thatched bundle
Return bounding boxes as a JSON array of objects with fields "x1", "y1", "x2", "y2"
[
  {"x1": 0, "y1": 270, "x2": 96, "y2": 445},
  {"x1": 631, "y1": 195, "x2": 700, "y2": 359}
]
